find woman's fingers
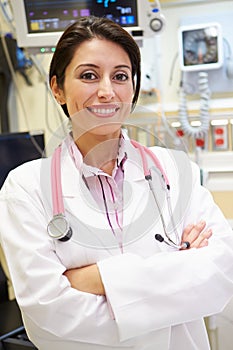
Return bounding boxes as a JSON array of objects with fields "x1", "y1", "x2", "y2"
[
  {"x1": 197, "y1": 239, "x2": 209, "y2": 248},
  {"x1": 181, "y1": 221, "x2": 212, "y2": 249},
  {"x1": 182, "y1": 221, "x2": 206, "y2": 241},
  {"x1": 191, "y1": 228, "x2": 212, "y2": 248}
]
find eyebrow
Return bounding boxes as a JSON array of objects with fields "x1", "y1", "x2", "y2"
[{"x1": 75, "y1": 63, "x2": 131, "y2": 70}]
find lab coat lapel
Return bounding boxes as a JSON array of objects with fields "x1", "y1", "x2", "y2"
[
  {"x1": 59, "y1": 140, "x2": 163, "y2": 250},
  {"x1": 122, "y1": 143, "x2": 155, "y2": 245},
  {"x1": 122, "y1": 158, "x2": 147, "y2": 224},
  {"x1": 121, "y1": 142, "x2": 170, "y2": 250},
  {"x1": 60, "y1": 143, "x2": 120, "y2": 249},
  {"x1": 60, "y1": 142, "x2": 81, "y2": 196}
]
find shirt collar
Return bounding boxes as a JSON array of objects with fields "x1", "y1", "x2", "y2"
[{"x1": 65, "y1": 131, "x2": 128, "y2": 178}]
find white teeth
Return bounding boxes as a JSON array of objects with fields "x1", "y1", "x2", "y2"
[{"x1": 91, "y1": 108, "x2": 116, "y2": 114}]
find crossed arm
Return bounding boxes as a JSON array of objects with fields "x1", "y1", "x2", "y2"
[{"x1": 64, "y1": 220, "x2": 212, "y2": 296}]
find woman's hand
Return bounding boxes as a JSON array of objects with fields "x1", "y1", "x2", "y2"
[
  {"x1": 64, "y1": 221, "x2": 212, "y2": 294},
  {"x1": 181, "y1": 220, "x2": 212, "y2": 249},
  {"x1": 63, "y1": 264, "x2": 105, "y2": 295}
]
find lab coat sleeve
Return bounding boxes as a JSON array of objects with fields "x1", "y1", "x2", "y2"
[
  {"x1": 97, "y1": 156, "x2": 233, "y2": 341},
  {"x1": 0, "y1": 167, "x2": 120, "y2": 345}
]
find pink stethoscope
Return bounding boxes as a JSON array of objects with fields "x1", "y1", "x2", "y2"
[{"x1": 47, "y1": 139, "x2": 190, "y2": 250}]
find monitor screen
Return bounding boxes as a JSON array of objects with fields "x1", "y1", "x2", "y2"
[
  {"x1": 24, "y1": 0, "x2": 138, "y2": 33},
  {"x1": 11, "y1": 0, "x2": 143, "y2": 53},
  {"x1": 0, "y1": 131, "x2": 45, "y2": 189},
  {"x1": 178, "y1": 22, "x2": 223, "y2": 72}
]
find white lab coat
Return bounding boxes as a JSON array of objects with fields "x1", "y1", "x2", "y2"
[{"x1": 1, "y1": 137, "x2": 233, "y2": 350}]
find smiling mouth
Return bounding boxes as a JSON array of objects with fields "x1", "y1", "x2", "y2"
[{"x1": 87, "y1": 105, "x2": 120, "y2": 117}]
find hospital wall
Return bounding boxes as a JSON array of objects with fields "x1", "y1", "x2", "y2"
[
  {"x1": 0, "y1": 0, "x2": 232, "y2": 225},
  {"x1": 137, "y1": 0, "x2": 233, "y2": 226}
]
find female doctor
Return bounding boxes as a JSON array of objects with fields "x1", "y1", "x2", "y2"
[{"x1": 1, "y1": 16, "x2": 233, "y2": 350}]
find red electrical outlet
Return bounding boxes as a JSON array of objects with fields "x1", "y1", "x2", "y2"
[{"x1": 212, "y1": 125, "x2": 228, "y2": 151}]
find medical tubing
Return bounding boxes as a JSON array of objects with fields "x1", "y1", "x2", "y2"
[
  {"x1": 155, "y1": 233, "x2": 189, "y2": 250},
  {"x1": 51, "y1": 146, "x2": 65, "y2": 215},
  {"x1": 155, "y1": 87, "x2": 184, "y2": 150},
  {"x1": 29, "y1": 54, "x2": 67, "y2": 137},
  {"x1": 131, "y1": 141, "x2": 179, "y2": 245},
  {"x1": 51, "y1": 146, "x2": 59, "y2": 215},
  {"x1": 0, "y1": 0, "x2": 15, "y2": 32},
  {"x1": 147, "y1": 177, "x2": 167, "y2": 232},
  {"x1": 165, "y1": 186, "x2": 180, "y2": 243},
  {"x1": 0, "y1": 34, "x2": 44, "y2": 154},
  {"x1": 49, "y1": 139, "x2": 184, "y2": 250},
  {"x1": 147, "y1": 174, "x2": 179, "y2": 246},
  {"x1": 142, "y1": 146, "x2": 170, "y2": 189},
  {"x1": 130, "y1": 139, "x2": 151, "y2": 177},
  {"x1": 56, "y1": 146, "x2": 65, "y2": 214},
  {"x1": 155, "y1": 233, "x2": 179, "y2": 249},
  {"x1": 178, "y1": 72, "x2": 211, "y2": 139},
  {"x1": 130, "y1": 139, "x2": 170, "y2": 188},
  {"x1": 147, "y1": 177, "x2": 177, "y2": 246}
]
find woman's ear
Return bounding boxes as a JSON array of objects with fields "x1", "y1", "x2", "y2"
[{"x1": 50, "y1": 76, "x2": 66, "y2": 105}]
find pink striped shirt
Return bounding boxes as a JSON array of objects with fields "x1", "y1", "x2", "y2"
[{"x1": 67, "y1": 133, "x2": 127, "y2": 252}]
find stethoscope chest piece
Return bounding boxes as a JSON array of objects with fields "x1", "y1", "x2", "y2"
[
  {"x1": 48, "y1": 141, "x2": 182, "y2": 249},
  {"x1": 47, "y1": 214, "x2": 73, "y2": 242}
]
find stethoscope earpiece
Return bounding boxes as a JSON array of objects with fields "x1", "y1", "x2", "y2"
[
  {"x1": 48, "y1": 140, "x2": 183, "y2": 249},
  {"x1": 155, "y1": 234, "x2": 190, "y2": 250}
]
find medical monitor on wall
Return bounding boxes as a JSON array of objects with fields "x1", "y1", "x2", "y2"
[
  {"x1": 178, "y1": 22, "x2": 223, "y2": 72},
  {"x1": 11, "y1": 0, "x2": 153, "y2": 54}
]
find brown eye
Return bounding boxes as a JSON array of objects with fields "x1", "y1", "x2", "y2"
[
  {"x1": 114, "y1": 73, "x2": 129, "y2": 81},
  {"x1": 81, "y1": 72, "x2": 97, "y2": 80}
]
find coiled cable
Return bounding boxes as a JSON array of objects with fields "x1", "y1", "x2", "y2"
[{"x1": 178, "y1": 71, "x2": 211, "y2": 139}]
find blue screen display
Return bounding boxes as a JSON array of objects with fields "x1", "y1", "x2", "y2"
[{"x1": 23, "y1": 0, "x2": 138, "y2": 33}]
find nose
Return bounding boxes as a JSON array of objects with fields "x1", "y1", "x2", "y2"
[{"x1": 97, "y1": 77, "x2": 115, "y2": 100}]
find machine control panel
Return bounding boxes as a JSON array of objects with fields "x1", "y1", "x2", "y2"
[{"x1": 138, "y1": 0, "x2": 165, "y2": 37}]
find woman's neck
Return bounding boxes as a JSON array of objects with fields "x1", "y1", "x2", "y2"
[{"x1": 74, "y1": 132, "x2": 121, "y2": 175}]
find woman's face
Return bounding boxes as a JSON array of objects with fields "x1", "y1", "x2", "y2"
[{"x1": 52, "y1": 38, "x2": 134, "y2": 142}]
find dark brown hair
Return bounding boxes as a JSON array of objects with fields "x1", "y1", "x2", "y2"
[{"x1": 49, "y1": 16, "x2": 141, "y2": 117}]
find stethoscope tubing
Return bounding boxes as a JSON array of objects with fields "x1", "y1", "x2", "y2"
[
  {"x1": 130, "y1": 139, "x2": 170, "y2": 188},
  {"x1": 51, "y1": 145, "x2": 64, "y2": 216},
  {"x1": 47, "y1": 140, "x2": 189, "y2": 249}
]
